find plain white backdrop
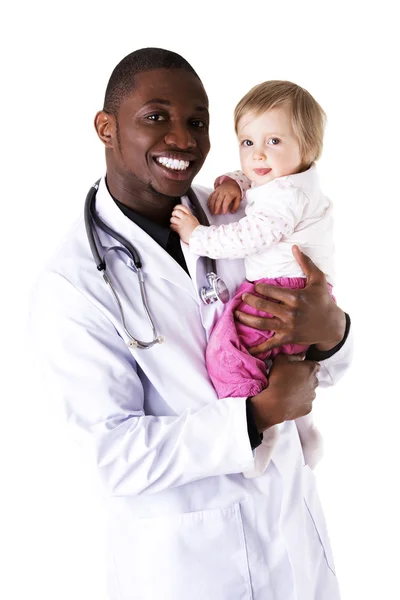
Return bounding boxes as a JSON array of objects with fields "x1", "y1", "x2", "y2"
[{"x1": 2, "y1": 1, "x2": 399, "y2": 598}]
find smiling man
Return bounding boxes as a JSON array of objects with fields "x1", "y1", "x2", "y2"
[
  {"x1": 96, "y1": 65, "x2": 210, "y2": 221},
  {"x1": 29, "y1": 48, "x2": 352, "y2": 600}
]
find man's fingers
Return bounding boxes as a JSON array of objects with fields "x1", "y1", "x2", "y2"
[
  {"x1": 234, "y1": 309, "x2": 284, "y2": 332},
  {"x1": 291, "y1": 245, "x2": 324, "y2": 283},
  {"x1": 241, "y1": 292, "x2": 290, "y2": 320},
  {"x1": 251, "y1": 284, "x2": 298, "y2": 307},
  {"x1": 248, "y1": 336, "x2": 285, "y2": 355}
]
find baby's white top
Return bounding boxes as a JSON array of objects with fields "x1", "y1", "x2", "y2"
[{"x1": 190, "y1": 164, "x2": 335, "y2": 284}]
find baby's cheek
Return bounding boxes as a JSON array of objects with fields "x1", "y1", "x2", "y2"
[{"x1": 240, "y1": 159, "x2": 254, "y2": 184}]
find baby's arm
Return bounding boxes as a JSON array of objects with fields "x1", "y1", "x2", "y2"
[
  {"x1": 170, "y1": 205, "x2": 200, "y2": 244},
  {"x1": 208, "y1": 171, "x2": 252, "y2": 215},
  {"x1": 172, "y1": 186, "x2": 306, "y2": 260}
]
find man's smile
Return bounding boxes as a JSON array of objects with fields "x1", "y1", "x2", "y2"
[{"x1": 152, "y1": 151, "x2": 199, "y2": 180}]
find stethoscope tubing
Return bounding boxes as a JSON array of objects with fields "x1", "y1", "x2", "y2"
[{"x1": 84, "y1": 179, "x2": 227, "y2": 349}]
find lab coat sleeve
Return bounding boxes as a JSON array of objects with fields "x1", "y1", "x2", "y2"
[
  {"x1": 28, "y1": 271, "x2": 255, "y2": 497},
  {"x1": 316, "y1": 325, "x2": 354, "y2": 387}
]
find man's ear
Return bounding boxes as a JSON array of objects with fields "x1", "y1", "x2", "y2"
[{"x1": 94, "y1": 110, "x2": 116, "y2": 149}]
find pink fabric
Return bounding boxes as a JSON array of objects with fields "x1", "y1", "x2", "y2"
[{"x1": 206, "y1": 277, "x2": 309, "y2": 399}]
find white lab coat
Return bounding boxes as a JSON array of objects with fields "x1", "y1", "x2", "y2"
[{"x1": 29, "y1": 177, "x2": 352, "y2": 600}]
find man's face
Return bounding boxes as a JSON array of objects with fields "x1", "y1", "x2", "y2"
[{"x1": 110, "y1": 69, "x2": 210, "y2": 198}]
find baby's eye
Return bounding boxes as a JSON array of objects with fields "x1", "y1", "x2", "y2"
[
  {"x1": 242, "y1": 139, "x2": 253, "y2": 147},
  {"x1": 268, "y1": 138, "x2": 280, "y2": 145}
]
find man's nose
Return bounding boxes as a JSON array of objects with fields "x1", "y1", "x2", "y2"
[{"x1": 164, "y1": 122, "x2": 196, "y2": 149}]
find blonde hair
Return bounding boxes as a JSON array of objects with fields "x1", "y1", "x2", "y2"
[{"x1": 234, "y1": 80, "x2": 326, "y2": 168}]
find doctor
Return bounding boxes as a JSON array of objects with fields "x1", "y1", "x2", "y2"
[{"x1": 29, "y1": 48, "x2": 352, "y2": 600}]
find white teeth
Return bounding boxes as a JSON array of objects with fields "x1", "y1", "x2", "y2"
[{"x1": 156, "y1": 157, "x2": 190, "y2": 171}]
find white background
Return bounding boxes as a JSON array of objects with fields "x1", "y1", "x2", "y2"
[{"x1": 2, "y1": 1, "x2": 399, "y2": 598}]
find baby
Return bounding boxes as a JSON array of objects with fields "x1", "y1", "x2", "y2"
[{"x1": 170, "y1": 80, "x2": 334, "y2": 477}]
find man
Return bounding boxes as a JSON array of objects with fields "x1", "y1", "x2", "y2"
[{"x1": 29, "y1": 48, "x2": 352, "y2": 599}]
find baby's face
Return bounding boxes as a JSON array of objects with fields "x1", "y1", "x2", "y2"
[{"x1": 237, "y1": 106, "x2": 302, "y2": 186}]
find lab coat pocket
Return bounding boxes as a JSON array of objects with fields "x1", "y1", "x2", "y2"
[
  {"x1": 112, "y1": 503, "x2": 253, "y2": 600},
  {"x1": 303, "y1": 465, "x2": 336, "y2": 576}
]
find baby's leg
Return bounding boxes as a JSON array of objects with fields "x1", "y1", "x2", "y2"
[
  {"x1": 295, "y1": 415, "x2": 324, "y2": 470},
  {"x1": 238, "y1": 278, "x2": 311, "y2": 478},
  {"x1": 242, "y1": 425, "x2": 280, "y2": 478},
  {"x1": 206, "y1": 285, "x2": 279, "y2": 478},
  {"x1": 208, "y1": 276, "x2": 321, "y2": 477}
]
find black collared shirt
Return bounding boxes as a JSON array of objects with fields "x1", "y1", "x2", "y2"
[{"x1": 114, "y1": 199, "x2": 190, "y2": 276}]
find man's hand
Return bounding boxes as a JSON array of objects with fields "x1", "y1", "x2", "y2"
[
  {"x1": 208, "y1": 180, "x2": 242, "y2": 215},
  {"x1": 170, "y1": 205, "x2": 200, "y2": 243},
  {"x1": 250, "y1": 355, "x2": 320, "y2": 432},
  {"x1": 236, "y1": 246, "x2": 346, "y2": 355}
]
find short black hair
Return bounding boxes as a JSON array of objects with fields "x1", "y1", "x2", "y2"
[{"x1": 103, "y1": 47, "x2": 201, "y2": 115}]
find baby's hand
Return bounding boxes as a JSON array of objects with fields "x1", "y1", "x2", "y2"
[
  {"x1": 170, "y1": 205, "x2": 200, "y2": 244},
  {"x1": 208, "y1": 180, "x2": 242, "y2": 215}
]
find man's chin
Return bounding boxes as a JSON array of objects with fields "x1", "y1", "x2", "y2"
[
  {"x1": 149, "y1": 176, "x2": 194, "y2": 199},
  {"x1": 150, "y1": 159, "x2": 200, "y2": 197}
]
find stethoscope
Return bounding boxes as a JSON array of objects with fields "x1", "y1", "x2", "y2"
[{"x1": 84, "y1": 180, "x2": 229, "y2": 350}]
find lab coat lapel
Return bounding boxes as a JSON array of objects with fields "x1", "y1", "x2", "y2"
[
  {"x1": 180, "y1": 190, "x2": 226, "y2": 336},
  {"x1": 181, "y1": 238, "x2": 225, "y2": 337},
  {"x1": 94, "y1": 178, "x2": 200, "y2": 303}
]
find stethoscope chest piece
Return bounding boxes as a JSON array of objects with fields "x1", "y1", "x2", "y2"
[{"x1": 200, "y1": 272, "x2": 230, "y2": 305}]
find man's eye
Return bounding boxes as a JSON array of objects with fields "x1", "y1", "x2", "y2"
[
  {"x1": 242, "y1": 140, "x2": 253, "y2": 147},
  {"x1": 268, "y1": 138, "x2": 280, "y2": 145},
  {"x1": 146, "y1": 114, "x2": 166, "y2": 121},
  {"x1": 191, "y1": 119, "x2": 206, "y2": 128}
]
